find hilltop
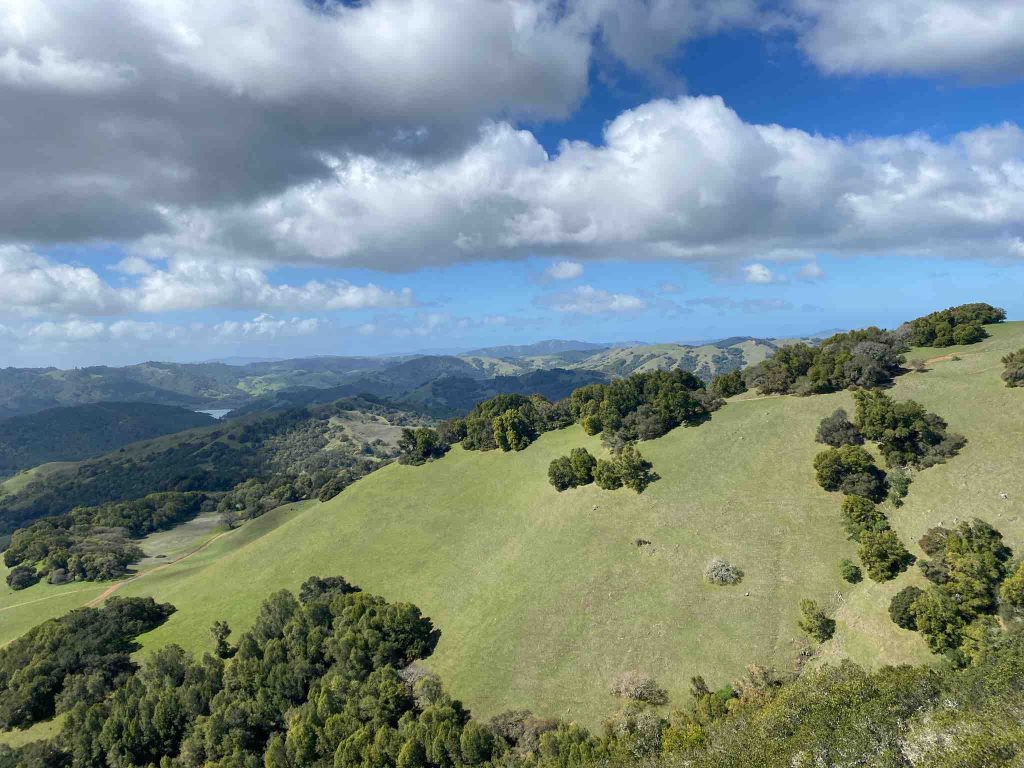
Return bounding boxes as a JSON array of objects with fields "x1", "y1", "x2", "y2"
[{"x1": 3, "y1": 320, "x2": 1020, "y2": 726}]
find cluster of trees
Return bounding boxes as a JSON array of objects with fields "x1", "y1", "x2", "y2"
[
  {"x1": 441, "y1": 394, "x2": 572, "y2": 453},
  {"x1": 398, "y1": 428, "x2": 450, "y2": 465},
  {"x1": 708, "y1": 370, "x2": 746, "y2": 399},
  {"x1": 903, "y1": 302, "x2": 1005, "y2": 347},
  {"x1": 0, "y1": 597, "x2": 173, "y2": 730},
  {"x1": 549, "y1": 445, "x2": 658, "y2": 494},
  {"x1": 3, "y1": 493, "x2": 209, "y2": 587},
  {"x1": 568, "y1": 369, "x2": 720, "y2": 450},
  {"x1": 813, "y1": 427, "x2": 915, "y2": 583},
  {"x1": 744, "y1": 326, "x2": 905, "y2": 396},
  {"x1": 1003, "y1": 348, "x2": 1024, "y2": 387},
  {"x1": 7, "y1": 581, "x2": 1024, "y2": 767},
  {"x1": 889, "y1": 520, "x2": 1017, "y2": 663},
  {"x1": 852, "y1": 389, "x2": 966, "y2": 469}
]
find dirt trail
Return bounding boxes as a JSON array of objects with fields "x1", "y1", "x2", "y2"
[{"x1": 84, "y1": 528, "x2": 232, "y2": 607}]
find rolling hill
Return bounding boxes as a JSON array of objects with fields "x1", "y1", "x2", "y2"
[
  {"x1": 3, "y1": 322, "x2": 1020, "y2": 727},
  {"x1": 0, "y1": 402, "x2": 215, "y2": 477}
]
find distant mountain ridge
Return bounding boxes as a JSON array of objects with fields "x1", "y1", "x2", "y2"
[{"x1": 0, "y1": 333, "x2": 829, "y2": 420}]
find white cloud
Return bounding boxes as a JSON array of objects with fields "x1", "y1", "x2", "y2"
[
  {"x1": 139, "y1": 96, "x2": 1024, "y2": 272},
  {"x1": 658, "y1": 281, "x2": 681, "y2": 294},
  {"x1": 796, "y1": 260, "x2": 825, "y2": 281},
  {"x1": 540, "y1": 284, "x2": 647, "y2": 315},
  {"x1": 0, "y1": 46, "x2": 133, "y2": 92},
  {"x1": 794, "y1": 0, "x2": 1024, "y2": 79},
  {"x1": 0, "y1": 245, "x2": 127, "y2": 315},
  {"x1": 0, "y1": 248, "x2": 414, "y2": 316},
  {"x1": 544, "y1": 260, "x2": 584, "y2": 280},
  {"x1": 743, "y1": 263, "x2": 778, "y2": 284},
  {"x1": 132, "y1": 260, "x2": 414, "y2": 313},
  {"x1": 214, "y1": 314, "x2": 320, "y2": 339}
]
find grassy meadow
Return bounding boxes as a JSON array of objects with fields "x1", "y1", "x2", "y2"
[{"x1": 1, "y1": 322, "x2": 1021, "y2": 728}]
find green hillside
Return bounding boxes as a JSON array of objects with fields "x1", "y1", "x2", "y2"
[{"x1": 1, "y1": 322, "x2": 1021, "y2": 728}]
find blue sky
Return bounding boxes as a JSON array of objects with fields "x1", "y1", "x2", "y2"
[{"x1": 2, "y1": 1, "x2": 1023, "y2": 365}]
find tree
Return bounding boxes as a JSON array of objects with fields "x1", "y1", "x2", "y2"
[
  {"x1": 616, "y1": 443, "x2": 658, "y2": 493},
  {"x1": 858, "y1": 530, "x2": 915, "y2": 582},
  {"x1": 912, "y1": 588, "x2": 965, "y2": 655},
  {"x1": 594, "y1": 459, "x2": 623, "y2": 490},
  {"x1": 889, "y1": 586, "x2": 924, "y2": 630},
  {"x1": 813, "y1": 444, "x2": 886, "y2": 501},
  {"x1": 569, "y1": 448, "x2": 597, "y2": 486},
  {"x1": 1002, "y1": 348, "x2": 1024, "y2": 387},
  {"x1": 840, "y1": 495, "x2": 889, "y2": 541},
  {"x1": 5, "y1": 564, "x2": 40, "y2": 590},
  {"x1": 839, "y1": 559, "x2": 862, "y2": 584},
  {"x1": 493, "y1": 408, "x2": 537, "y2": 452},
  {"x1": 1000, "y1": 562, "x2": 1024, "y2": 614},
  {"x1": 853, "y1": 389, "x2": 965, "y2": 469},
  {"x1": 798, "y1": 599, "x2": 835, "y2": 642},
  {"x1": 460, "y1": 721, "x2": 496, "y2": 764},
  {"x1": 904, "y1": 303, "x2": 1004, "y2": 347},
  {"x1": 398, "y1": 427, "x2": 448, "y2": 465},
  {"x1": 886, "y1": 467, "x2": 911, "y2": 507},
  {"x1": 209, "y1": 621, "x2": 233, "y2": 659},
  {"x1": 548, "y1": 456, "x2": 577, "y2": 492},
  {"x1": 710, "y1": 370, "x2": 747, "y2": 398},
  {"x1": 815, "y1": 409, "x2": 864, "y2": 447}
]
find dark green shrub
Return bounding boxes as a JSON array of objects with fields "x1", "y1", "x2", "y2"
[
  {"x1": 840, "y1": 495, "x2": 889, "y2": 541},
  {"x1": 889, "y1": 586, "x2": 924, "y2": 630},
  {"x1": 569, "y1": 448, "x2": 597, "y2": 485},
  {"x1": 5, "y1": 564, "x2": 40, "y2": 590},
  {"x1": 548, "y1": 456, "x2": 576, "y2": 492},
  {"x1": 594, "y1": 459, "x2": 623, "y2": 490},
  {"x1": 1002, "y1": 348, "x2": 1024, "y2": 387},
  {"x1": 816, "y1": 409, "x2": 864, "y2": 447},
  {"x1": 798, "y1": 599, "x2": 835, "y2": 642},
  {"x1": 858, "y1": 530, "x2": 915, "y2": 582},
  {"x1": 839, "y1": 559, "x2": 862, "y2": 584}
]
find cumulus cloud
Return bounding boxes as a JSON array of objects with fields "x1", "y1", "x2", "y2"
[
  {"x1": 0, "y1": 245, "x2": 127, "y2": 315},
  {"x1": 794, "y1": 0, "x2": 1024, "y2": 79},
  {"x1": 743, "y1": 263, "x2": 779, "y2": 284},
  {"x1": 138, "y1": 96, "x2": 1024, "y2": 272},
  {"x1": 538, "y1": 285, "x2": 647, "y2": 314},
  {"x1": 0, "y1": 248, "x2": 413, "y2": 316},
  {"x1": 0, "y1": 0, "x2": 598, "y2": 243},
  {"x1": 544, "y1": 260, "x2": 584, "y2": 280}
]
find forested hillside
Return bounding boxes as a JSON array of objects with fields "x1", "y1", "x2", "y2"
[{"x1": 0, "y1": 403, "x2": 214, "y2": 476}]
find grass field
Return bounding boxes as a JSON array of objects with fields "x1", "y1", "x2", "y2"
[{"x1": 1, "y1": 322, "x2": 1021, "y2": 726}]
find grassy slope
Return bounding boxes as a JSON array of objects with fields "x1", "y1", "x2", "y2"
[{"x1": 1, "y1": 323, "x2": 1021, "y2": 726}]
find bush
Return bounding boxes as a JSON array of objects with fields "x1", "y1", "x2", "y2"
[
  {"x1": 704, "y1": 557, "x2": 744, "y2": 586},
  {"x1": 1002, "y1": 348, "x2": 1024, "y2": 388},
  {"x1": 889, "y1": 586, "x2": 924, "y2": 630},
  {"x1": 1000, "y1": 562, "x2": 1024, "y2": 614},
  {"x1": 858, "y1": 530, "x2": 915, "y2": 582},
  {"x1": 815, "y1": 409, "x2": 864, "y2": 447},
  {"x1": 840, "y1": 495, "x2": 889, "y2": 541},
  {"x1": 548, "y1": 456, "x2": 577, "y2": 492},
  {"x1": 839, "y1": 559, "x2": 862, "y2": 584},
  {"x1": 798, "y1": 599, "x2": 835, "y2": 642},
  {"x1": 609, "y1": 671, "x2": 668, "y2": 705},
  {"x1": 5, "y1": 564, "x2": 40, "y2": 590}
]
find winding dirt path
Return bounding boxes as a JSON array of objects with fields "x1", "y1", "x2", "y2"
[{"x1": 84, "y1": 528, "x2": 233, "y2": 607}]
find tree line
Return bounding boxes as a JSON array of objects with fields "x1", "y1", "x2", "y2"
[{"x1": 3, "y1": 579, "x2": 1024, "y2": 767}]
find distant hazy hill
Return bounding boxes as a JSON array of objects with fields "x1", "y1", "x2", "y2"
[
  {"x1": 0, "y1": 335, "x2": 822, "y2": 419},
  {"x1": 0, "y1": 402, "x2": 215, "y2": 476}
]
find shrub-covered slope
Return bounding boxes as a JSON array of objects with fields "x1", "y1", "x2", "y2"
[{"x1": 2, "y1": 322, "x2": 1021, "y2": 728}]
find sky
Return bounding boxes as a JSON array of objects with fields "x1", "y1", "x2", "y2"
[{"x1": 2, "y1": 0, "x2": 1024, "y2": 366}]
